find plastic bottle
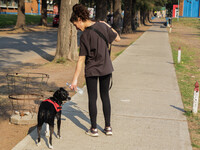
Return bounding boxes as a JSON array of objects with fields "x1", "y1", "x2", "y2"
[{"x1": 66, "y1": 82, "x2": 83, "y2": 95}]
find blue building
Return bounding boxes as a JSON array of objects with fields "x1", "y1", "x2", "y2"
[{"x1": 180, "y1": 0, "x2": 200, "y2": 17}]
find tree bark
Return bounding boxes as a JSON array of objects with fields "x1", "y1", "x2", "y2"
[
  {"x1": 122, "y1": 0, "x2": 132, "y2": 33},
  {"x1": 15, "y1": 0, "x2": 25, "y2": 29},
  {"x1": 41, "y1": 0, "x2": 47, "y2": 26},
  {"x1": 131, "y1": 0, "x2": 137, "y2": 30},
  {"x1": 54, "y1": 0, "x2": 78, "y2": 61},
  {"x1": 113, "y1": 0, "x2": 122, "y2": 34},
  {"x1": 110, "y1": 0, "x2": 113, "y2": 13},
  {"x1": 148, "y1": 10, "x2": 153, "y2": 22},
  {"x1": 143, "y1": 10, "x2": 149, "y2": 25},
  {"x1": 96, "y1": 0, "x2": 107, "y2": 21},
  {"x1": 140, "y1": 10, "x2": 144, "y2": 25}
]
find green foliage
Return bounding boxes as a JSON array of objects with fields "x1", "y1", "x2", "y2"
[
  {"x1": 136, "y1": 0, "x2": 167, "y2": 11},
  {"x1": 166, "y1": 0, "x2": 178, "y2": 16},
  {"x1": 192, "y1": 143, "x2": 200, "y2": 148},
  {"x1": 184, "y1": 110, "x2": 192, "y2": 117},
  {"x1": 0, "y1": 14, "x2": 53, "y2": 28},
  {"x1": 55, "y1": 57, "x2": 66, "y2": 64},
  {"x1": 79, "y1": 0, "x2": 96, "y2": 7}
]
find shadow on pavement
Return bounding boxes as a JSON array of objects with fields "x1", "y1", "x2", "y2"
[
  {"x1": 0, "y1": 30, "x2": 57, "y2": 62},
  {"x1": 62, "y1": 101, "x2": 104, "y2": 132},
  {"x1": 170, "y1": 105, "x2": 185, "y2": 113},
  {"x1": 146, "y1": 30, "x2": 168, "y2": 33}
]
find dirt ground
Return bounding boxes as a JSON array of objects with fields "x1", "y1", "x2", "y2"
[{"x1": 0, "y1": 23, "x2": 152, "y2": 150}]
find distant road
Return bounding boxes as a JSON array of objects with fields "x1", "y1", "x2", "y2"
[{"x1": 0, "y1": 29, "x2": 82, "y2": 68}]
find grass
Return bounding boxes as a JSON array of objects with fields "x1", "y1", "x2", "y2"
[
  {"x1": 0, "y1": 14, "x2": 53, "y2": 28},
  {"x1": 172, "y1": 18, "x2": 200, "y2": 29},
  {"x1": 55, "y1": 57, "x2": 66, "y2": 64},
  {"x1": 115, "y1": 49, "x2": 124, "y2": 57},
  {"x1": 169, "y1": 18, "x2": 200, "y2": 149}
]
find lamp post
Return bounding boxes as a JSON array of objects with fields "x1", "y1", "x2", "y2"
[{"x1": 177, "y1": 0, "x2": 179, "y2": 21}]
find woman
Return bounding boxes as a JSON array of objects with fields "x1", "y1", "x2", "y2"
[{"x1": 70, "y1": 4, "x2": 120, "y2": 137}]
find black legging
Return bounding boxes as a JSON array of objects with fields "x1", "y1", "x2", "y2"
[{"x1": 86, "y1": 74, "x2": 111, "y2": 129}]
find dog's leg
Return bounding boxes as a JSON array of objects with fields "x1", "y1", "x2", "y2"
[
  {"x1": 57, "y1": 114, "x2": 61, "y2": 139},
  {"x1": 37, "y1": 126, "x2": 42, "y2": 146},
  {"x1": 49, "y1": 125, "x2": 54, "y2": 149},
  {"x1": 45, "y1": 123, "x2": 50, "y2": 137}
]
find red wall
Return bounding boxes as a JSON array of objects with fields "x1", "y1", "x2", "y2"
[{"x1": 173, "y1": 5, "x2": 178, "y2": 17}]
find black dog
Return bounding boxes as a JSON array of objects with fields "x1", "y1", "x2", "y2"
[{"x1": 37, "y1": 88, "x2": 71, "y2": 149}]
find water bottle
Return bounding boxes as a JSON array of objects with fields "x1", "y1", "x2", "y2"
[{"x1": 66, "y1": 82, "x2": 83, "y2": 95}]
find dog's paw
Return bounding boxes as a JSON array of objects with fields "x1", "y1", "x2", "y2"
[
  {"x1": 49, "y1": 144, "x2": 53, "y2": 149},
  {"x1": 45, "y1": 132, "x2": 50, "y2": 137},
  {"x1": 37, "y1": 142, "x2": 41, "y2": 147}
]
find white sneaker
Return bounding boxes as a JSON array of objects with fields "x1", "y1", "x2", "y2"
[
  {"x1": 85, "y1": 128, "x2": 99, "y2": 137},
  {"x1": 104, "y1": 127, "x2": 112, "y2": 136}
]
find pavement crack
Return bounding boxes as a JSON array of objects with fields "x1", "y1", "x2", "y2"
[{"x1": 113, "y1": 114, "x2": 187, "y2": 122}]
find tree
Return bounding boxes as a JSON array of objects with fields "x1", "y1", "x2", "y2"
[
  {"x1": 41, "y1": 0, "x2": 47, "y2": 26},
  {"x1": 166, "y1": 0, "x2": 178, "y2": 16},
  {"x1": 109, "y1": 0, "x2": 113, "y2": 13},
  {"x1": 122, "y1": 0, "x2": 132, "y2": 33},
  {"x1": 54, "y1": 0, "x2": 78, "y2": 61},
  {"x1": 80, "y1": 0, "x2": 95, "y2": 7},
  {"x1": 96, "y1": 0, "x2": 107, "y2": 21},
  {"x1": 136, "y1": 0, "x2": 153, "y2": 26},
  {"x1": 15, "y1": 0, "x2": 25, "y2": 29},
  {"x1": 131, "y1": 0, "x2": 138, "y2": 30},
  {"x1": 113, "y1": 0, "x2": 122, "y2": 34}
]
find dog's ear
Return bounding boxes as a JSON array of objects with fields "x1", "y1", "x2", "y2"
[
  {"x1": 53, "y1": 89, "x2": 61, "y2": 100},
  {"x1": 60, "y1": 88, "x2": 69, "y2": 100},
  {"x1": 59, "y1": 87, "x2": 65, "y2": 91}
]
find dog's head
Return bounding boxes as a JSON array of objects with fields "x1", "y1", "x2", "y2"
[{"x1": 53, "y1": 88, "x2": 71, "y2": 103}]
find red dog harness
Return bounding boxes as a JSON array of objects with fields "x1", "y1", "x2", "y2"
[{"x1": 43, "y1": 99, "x2": 62, "y2": 112}]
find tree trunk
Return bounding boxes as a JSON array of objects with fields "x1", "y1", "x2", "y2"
[
  {"x1": 54, "y1": 0, "x2": 78, "y2": 61},
  {"x1": 122, "y1": 0, "x2": 132, "y2": 33},
  {"x1": 15, "y1": 0, "x2": 25, "y2": 29},
  {"x1": 41, "y1": 0, "x2": 47, "y2": 26},
  {"x1": 148, "y1": 10, "x2": 153, "y2": 22},
  {"x1": 113, "y1": 0, "x2": 122, "y2": 34},
  {"x1": 131, "y1": 0, "x2": 137, "y2": 30},
  {"x1": 140, "y1": 10, "x2": 144, "y2": 25},
  {"x1": 96, "y1": 0, "x2": 107, "y2": 21},
  {"x1": 144, "y1": 10, "x2": 148, "y2": 25},
  {"x1": 110, "y1": 0, "x2": 113, "y2": 13}
]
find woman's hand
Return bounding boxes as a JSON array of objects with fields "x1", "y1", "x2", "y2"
[
  {"x1": 99, "y1": 21, "x2": 111, "y2": 28},
  {"x1": 71, "y1": 79, "x2": 78, "y2": 91},
  {"x1": 99, "y1": 21, "x2": 120, "y2": 42},
  {"x1": 70, "y1": 56, "x2": 85, "y2": 92}
]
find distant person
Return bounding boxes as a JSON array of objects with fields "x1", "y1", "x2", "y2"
[
  {"x1": 107, "y1": 13, "x2": 113, "y2": 26},
  {"x1": 70, "y1": 4, "x2": 120, "y2": 137}
]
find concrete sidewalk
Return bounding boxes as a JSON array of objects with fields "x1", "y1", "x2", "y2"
[{"x1": 12, "y1": 20, "x2": 192, "y2": 150}]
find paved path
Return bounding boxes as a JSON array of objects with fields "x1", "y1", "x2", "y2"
[
  {"x1": 12, "y1": 20, "x2": 192, "y2": 150},
  {"x1": 0, "y1": 29, "x2": 58, "y2": 68}
]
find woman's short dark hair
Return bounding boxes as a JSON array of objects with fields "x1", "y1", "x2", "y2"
[{"x1": 70, "y1": 4, "x2": 90, "y2": 23}]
